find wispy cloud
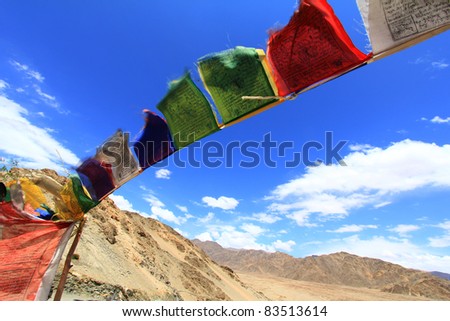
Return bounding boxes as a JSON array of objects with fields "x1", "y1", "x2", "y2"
[
  {"x1": 327, "y1": 224, "x2": 378, "y2": 233},
  {"x1": 240, "y1": 223, "x2": 267, "y2": 236},
  {"x1": 176, "y1": 205, "x2": 188, "y2": 213},
  {"x1": 428, "y1": 235, "x2": 450, "y2": 248},
  {"x1": 388, "y1": 224, "x2": 420, "y2": 237},
  {"x1": 286, "y1": 211, "x2": 317, "y2": 227},
  {"x1": 374, "y1": 201, "x2": 391, "y2": 209},
  {"x1": 428, "y1": 220, "x2": 450, "y2": 248},
  {"x1": 34, "y1": 85, "x2": 58, "y2": 106},
  {"x1": 151, "y1": 206, "x2": 186, "y2": 225},
  {"x1": 198, "y1": 212, "x2": 215, "y2": 224},
  {"x1": 9, "y1": 59, "x2": 67, "y2": 114},
  {"x1": 0, "y1": 79, "x2": 9, "y2": 91},
  {"x1": 202, "y1": 196, "x2": 239, "y2": 210},
  {"x1": 141, "y1": 190, "x2": 190, "y2": 225},
  {"x1": 155, "y1": 168, "x2": 172, "y2": 179},
  {"x1": 312, "y1": 235, "x2": 450, "y2": 273},
  {"x1": 109, "y1": 194, "x2": 146, "y2": 215},
  {"x1": 431, "y1": 61, "x2": 449, "y2": 70},
  {"x1": 194, "y1": 224, "x2": 295, "y2": 253},
  {"x1": 0, "y1": 95, "x2": 79, "y2": 172},
  {"x1": 144, "y1": 194, "x2": 165, "y2": 208},
  {"x1": 421, "y1": 116, "x2": 450, "y2": 124},
  {"x1": 267, "y1": 140, "x2": 450, "y2": 226},
  {"x1": 10, "y1": 60, "x2": 45, "y2": 82},
  {"x1": 410, "y1": 57, "x2": 449, "y2": 71},
  {"x1": 348, "y1": 143, "x2": 374, "y2": 152},
  {"x1": 430, "y1": 116, "x2": 450, "y2": 124},
  {"x1": 242, "y1": 212, "x2": 282, "y2": 224},
  {"x1": 272, "y1": 240, "x2": 296, "y2": 252}
]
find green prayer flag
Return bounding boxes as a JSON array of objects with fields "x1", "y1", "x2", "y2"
[
  {"x1": 157, "y1": 73, "x2": 219, "y2": 149},
  {"x1": 70, "y1": 175, "x2": 99, "y2": 213},
  {"x1": 198, "y1": 46, "x2": 278, "y2": 124}
]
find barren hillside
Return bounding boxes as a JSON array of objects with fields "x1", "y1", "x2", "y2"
[
  {"x1": 1, "y1": 168, "x2": 266, "y2": 301},
  {"x1": 194, "y1": 240, "x2": 450, "y2": 300},
  {"x1": 60, "y1": 200, "x2": 268, "y2": 301}
]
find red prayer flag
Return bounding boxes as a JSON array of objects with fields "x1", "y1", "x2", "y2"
[
  {"x1": 267, "y1": 0, "x2": 372, "y2": 97},
  {"x1": 0, "y1": 203, "x2": 74, "y2": 300}
]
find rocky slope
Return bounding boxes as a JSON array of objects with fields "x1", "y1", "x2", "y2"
[
  {"x1": 194, "y1": 240, "x2": 450, "y2": 300},
  {"x1": 1, "y1": 168, "x2": 266, "y2": 301}
]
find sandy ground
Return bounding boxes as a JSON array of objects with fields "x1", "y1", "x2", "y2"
[{"x1": 238, "y1": 272, "x2": 430, "y2": 301}]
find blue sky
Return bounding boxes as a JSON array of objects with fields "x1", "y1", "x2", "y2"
[{"x1": 1, "y1": 1, "x2": 449, "y2": 273}]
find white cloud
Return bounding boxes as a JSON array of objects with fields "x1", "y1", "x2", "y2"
[
  {"x1": 141, "y1": 192, "x2": 189, "y2": 226},
  {"x1": 240, "y1": 223, "x2": 266, "y2": 236},
  {"x1": 388, "y1": 224, "x2": 420, "y2": 237},
  {"x1": 198, "y1": 225, "x2": 274, "y2": 251},
  {"x1": 9, "y1": 60, "x2": 66, "y2": 113},
  {"x1": 272, "y1": 240, "x2": 296, "y2": 252},
  {"x1": 34, "y1": 85, "x2": 56, "y2": 101},
  {"x1": 268, "y1": 140, "x2": 450, "y2": 225},
  {"x1": 109, "y1": 194, "x2": 136, "y2": 212},
  {"x1": 28, "y1": 70, "x2": 45, "y2": 82},
  {"x1": 0, "y1": 79, "x2": 9, "y2": 91},
  {"x1": 195, "y1": 232, "x2": 213, "y2": 242},
  {"x1": 431, "y1": 61, "x2": 449, "y2": 70},
  {"x1": 155, "y1": 168, "x2": 171, "y2": 179},
  {"x1": 150, "y1": 206, "x2": 185, "y2": 226},
  {"x1": 436, "y1": 221, "x2": 450, "y2": 231},
  {"x1": 10, "y1": 60, "x2": 45, "y2": 82},
  {"x1": 144, "y1": 194, "x2": 165, "y2": 208},
  {"x1": 311, "y1": 235, "x2": 450, "y2": 273},
  {"x1": 109, "y1": 194, "x2": 152, "y2": 218},
  {"x1": 327, "y1": 224, "x2": 378, "y2": 233},
  {"x1": 198, "y1": 224, "x2": 296, "y2": 254},
  {"x1": 245, "y1": 213, "x2": 281, "y2": 224},
  {"x1": 430, "y1": 116, "x2": 450, "y2": 124},
  {"x1": 44, "y1": 127, "x2": 57, "y2": 134},
  {"x1": 374, "y1": 201, "x2": 391, "y2": 208},
  {"x1": 198, "y1": 212, "x2": 214, "y2": 224},
  {"x1": 428, "y1": 235, "x2": 450, "y2": 248},
  {"x1": 410, "y1": 57, "x2": 449, "y2": 70},
  {"x1": 33, "y1": 85, "x2": 64, "y2": 112},
  {"x1": 286, "y1": 211, "x2": 317, "y2": 227},
  {"x1": 176, "y1": 205, "x2": 188, "y2": 213},
  {"x1": 411, "y1": 57, "x2": 426, "y2": 65},
  {"x1": 0, "y1": 95, "x2": 79, "y2": 172},
  {"x1": 202, "y1": 196, "x2": 239, "y2": 210},
  {"x1": 348, "y1": 144, "x2": 373, "y2": 152},
  {"x1": 428, "y1": 221, "x2": 450, "y2": 248}
]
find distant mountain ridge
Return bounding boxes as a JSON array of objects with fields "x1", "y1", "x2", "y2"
[
  {"x1": 193, "y1": 240, "x2": 450, "y2": 300},
  {"x1": 431, "y1": 271, "x2": 450, "y2": 281}
]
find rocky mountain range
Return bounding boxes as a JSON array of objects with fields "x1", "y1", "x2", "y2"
[{"x1": 193, "y1": 240, "x2": 450, "y2": 300}]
